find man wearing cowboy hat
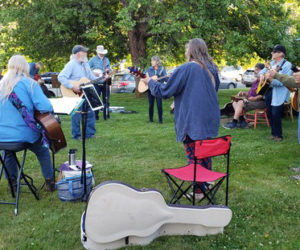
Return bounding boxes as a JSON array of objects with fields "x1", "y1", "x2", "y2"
[{"x1": 89, "y1": 45, "x2": 111, "y2": 120}]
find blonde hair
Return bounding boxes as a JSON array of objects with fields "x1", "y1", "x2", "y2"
[{"x1": 0, "y1": 55, "x2": 30, "y2": 100}]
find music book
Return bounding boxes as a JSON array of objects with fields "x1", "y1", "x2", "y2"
[{"x1": 50, "y1": 97, "x2": 84, "y2": 115}]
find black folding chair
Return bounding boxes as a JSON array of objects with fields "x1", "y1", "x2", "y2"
[{"x1": 0, "y1": 142, "x2": 39, "y2": 215}]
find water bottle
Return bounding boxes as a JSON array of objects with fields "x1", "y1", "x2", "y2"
[{"x1": 68, "y1": 149, "x2": 77, "y2": 166}]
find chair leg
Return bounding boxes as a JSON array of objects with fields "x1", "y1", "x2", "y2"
[{"x1": 254, "y1": 110, "x2": 258, "y2": 129}]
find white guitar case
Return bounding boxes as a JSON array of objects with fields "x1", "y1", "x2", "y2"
[{"x1": 81, "y1": 181, "x2": 232, "y2": 250}]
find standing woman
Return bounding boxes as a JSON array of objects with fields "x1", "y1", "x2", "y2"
[
  {"x1": 142, "y1": 38, "x2": 220, "y2": 197},
  {"x1": 0, "y1": 55, "x2": 55, "y2": 191},
  {"x1": 144, "y1": 56, "x2": 168, "y2": 124}
]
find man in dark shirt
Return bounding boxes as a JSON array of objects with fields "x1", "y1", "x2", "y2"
[
  {"x1": 29, "y1": 62, "x2": 42, "y2": 79},
  {"x1": 223, "y1": 63, "x2": 265, "y2": 129}
]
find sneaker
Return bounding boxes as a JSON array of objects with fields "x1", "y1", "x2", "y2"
[
  {"x1": 187, "y1": 191, "x2": 204, "y2": 200},
  {"x1": 290, "y1": 167, "x2": 300, "y2": 173},
  {"x1": 45, "y1": 177, "x2": 56, "y2": 192},
  {"x1": 272, "y1": 136, "x2": 283, "y2": 142},
  {"x1": 72, "y1": 136, "x2": 81, "y2": 141},
  {"x1": 239, "y1": 120, "x2": 249, "y2": 129},
  {"x1": 222, "y1": 121, "x2": 237, "y2": 129},
  {"x1": 290, "y1": 174, "x2": 300, "y2": 180}
]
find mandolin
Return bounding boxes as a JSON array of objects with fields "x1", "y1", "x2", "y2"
[
  {"x1": 128, "y1": 66, "x2": 170, "y2": 93},
  {"x1": 34, "y1": 111, "x2": 67, "y2": 153}
]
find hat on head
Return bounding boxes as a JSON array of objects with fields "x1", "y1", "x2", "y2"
[
  {"x1": 96, "y1": 45, "x2": 108, "y2": 54},
  {"x1": 72, "y1": 45, "x2": 88, "y2": 54},
  {"x1": 272, "y1": 44, "x2": 286, "y2": 54}
]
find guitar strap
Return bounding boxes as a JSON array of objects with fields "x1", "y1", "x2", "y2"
[{"x1": 8, "y1": 90, "x2": 49, "y2": 148}]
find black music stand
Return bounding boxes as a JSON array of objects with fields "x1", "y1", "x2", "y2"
[
  {"x1": 79, "y1": 84, "x2": 103, "y2": 201},
  {"x1": 102, "y1": 79, "x2": 111, "y2": 120}
]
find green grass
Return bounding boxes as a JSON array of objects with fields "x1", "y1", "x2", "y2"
[{"x1": 1, "y1": 89, "x2": 300, "y2": 249}]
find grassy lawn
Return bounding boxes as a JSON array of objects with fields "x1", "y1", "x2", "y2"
[{"x1": 1, "y1": 89, "x2": 300, "y2": 249}]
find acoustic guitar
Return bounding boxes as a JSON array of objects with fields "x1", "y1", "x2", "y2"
[
  {"x1": 60, "y1": 60, "x2": 125, "y2": 97},
  {"x1": 128, "y1": 66, "x2": 170, "y2": 93},
  {"x1": 60, "y1": 77, "x2": 103, "y2": 98},
  {"x1": 34, "y1": 111, "x2": 67, "y2": 153}
]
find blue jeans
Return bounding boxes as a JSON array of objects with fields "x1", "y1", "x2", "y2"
[
  {"x1": 72, "y1": 101, "x2": 96, "y2": 139},
  {"x1": 147, "y1": 91, "x2": 163, "y2": 122},
  {"x1": 265, "y1": 89, "x2": 284, "y2": 138},
  {"x1": 94, "y1": 83, "x2": 110, "y2": 120},
  {"x1": 4, "y1": 139, "x2": 54, "y2": 180}
]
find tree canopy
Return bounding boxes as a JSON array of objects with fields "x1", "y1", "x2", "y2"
[{"x1": 0, "y1": 0, "x2": 299, "y2": 71}]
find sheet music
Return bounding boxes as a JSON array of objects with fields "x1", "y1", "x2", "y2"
[{"x1": 50, "y1": 97, "x2": 84, "y2": 115}]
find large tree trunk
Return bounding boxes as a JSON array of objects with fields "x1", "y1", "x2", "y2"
[{"x1": 128, "y1": 22, "x2": 148, "y2": 97}]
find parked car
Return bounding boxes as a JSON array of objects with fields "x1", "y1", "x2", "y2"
[
  {"x1": 220, "y1": 65, "x2": 243, "y2": 82},
  {"x1": 218, "y1": 74, "x2": 237, "y2": 89},
  {"x1": 242, "y1": 69, "x2": 256, "y2": 87},
  {"x1": 41, "y1": 72, "x2": 62, "y2": 97},
  {"x1": 111, "y1": 72, "x2": 136, "y2": 93}
]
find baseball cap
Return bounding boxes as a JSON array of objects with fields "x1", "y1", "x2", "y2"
[
  {"x1": 72, "y1": 45, "x2": 88, "y2": 54},
  {"x1": 272, "y1": 44, "x2": 286, "y2": 54}
]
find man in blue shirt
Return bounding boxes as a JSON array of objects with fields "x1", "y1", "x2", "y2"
[
  {"x1": 264, "y1": 44, "x2": 292, "y2": 142},
  {"x1": 29, "y1": 62, "x2": 42, "y2": 79},
  {"x1": 58, "y1": 45, "x2": 98, "y2": 140},
  {"x1": 89, "y1": 45, "x2": 110, "y2": 120}
]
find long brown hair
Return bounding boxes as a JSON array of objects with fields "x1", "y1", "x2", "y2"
[
  {"x1": 185, "y1": 38, "x2": 214, "y2": 65},
  {"x1": 185, "y1": 38, "x2": 216, "y2": 86}
]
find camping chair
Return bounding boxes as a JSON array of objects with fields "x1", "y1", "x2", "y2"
[
  {"x1": 162, "y1": 135, "x2": 231, "y2": 206},
  {"x1": 0, "y1": 142, "x2": 39, "y2": 215}
]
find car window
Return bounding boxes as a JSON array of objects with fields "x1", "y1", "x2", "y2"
[
  {"x1": 123, "y1": 74, "x2": 135, "y2": 81},
  {"x1": 114, "y1": 75, "x2": 123, "y2": 81}
]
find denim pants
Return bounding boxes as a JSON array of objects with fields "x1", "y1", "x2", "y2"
[
  {"x1": 94, "y1": 84, "x2": 110, "y2": 120},
  {"x1": 72, "y1": 101, "x2": 96, "y2": 139},
  {"x1": 3, "y1": 139, "x2": 54, "y2": 180},
  {"x1": 147, "y1": 91, "x2": 163, "y2": 122},
  {"x1": 265, "y1": 89, "x2": 284, "y2": 138}
]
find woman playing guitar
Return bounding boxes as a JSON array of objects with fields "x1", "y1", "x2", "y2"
[{"x1": 144, "y1": 56, "x2": 168, "y2": 124}]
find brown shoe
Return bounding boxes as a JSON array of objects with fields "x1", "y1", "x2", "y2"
[{"x1": 45, "y1": 177, "x2": 56, "y2": 192}]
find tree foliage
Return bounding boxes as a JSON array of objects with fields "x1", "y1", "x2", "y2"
[{"x1": 0, "y1": 0, "x2": 299, "y2": 71}]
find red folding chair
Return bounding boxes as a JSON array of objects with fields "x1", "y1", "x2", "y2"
[{"x1": 162, "y1": 135, "x2": 231, "y2": 206}]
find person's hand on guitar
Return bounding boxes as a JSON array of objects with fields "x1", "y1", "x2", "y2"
[
  {"x1": 141, "y1": 73, "x2": 151, "y2": 86},
  {"x1": 266, "y1": 69, "x2": 277, "y2": 82},
  {"x1": 294, "y1": 72, "x2": 300, "y2": 84},
  {"x1": 72, "y1": 86, "x2": 82, "y2": 95}
]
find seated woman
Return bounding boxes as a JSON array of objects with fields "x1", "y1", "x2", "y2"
[
  {"x1": 222, "y1": 63, "x2": 266, "y2": 129},
  {"x1": 0, "y1": 55, "x2": 55, "y2": 192}
]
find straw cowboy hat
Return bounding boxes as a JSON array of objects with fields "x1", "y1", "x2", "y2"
[{"x1": 96, "y1": 45, "x2": 108, "y2": 54}]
